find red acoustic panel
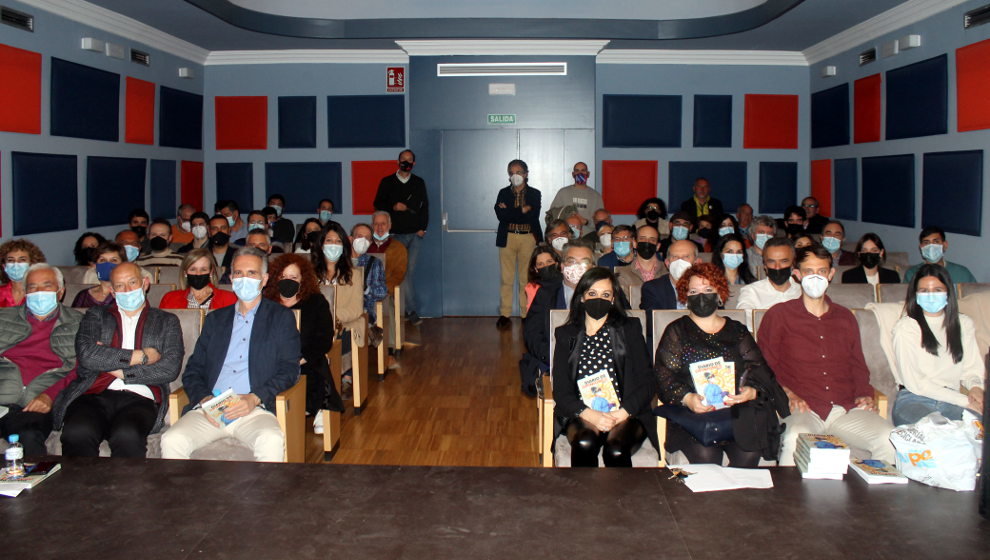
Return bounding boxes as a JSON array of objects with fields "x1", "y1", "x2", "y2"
[
  {"x1": 215, "y1": 96, "x2": 267, "y2": 149},
  {"x1": 854, "y1": 74, "x2": 882, "y2": 143},
  {"x1": 810, "y1": 159, "x2": 832, "y2": 218},
  {"x1": 351, "y1": 160, "x2": 396, "y2": 215},
  {"x1": 957, "y1": 38, "x2": 990, "y2": 132},
  {"x1": 743, "y1": 94, "x2": 799, "y2": 149},
  {"x1": 125, "y1": 77, "x2": 155, "y2": 145},
  {"x1": 181, "y1": 160, "x2": 204, "y2": 210},
  {"x1": 601, "y1": 160, "x2": 658, "y2": 215},
  {"x1": 0, "y1": 44, "x2": 41, "y2": 134}
]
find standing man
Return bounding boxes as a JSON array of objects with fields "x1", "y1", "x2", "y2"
[
  {"x1": 494, "y1": 159, "x2": 542, "y2": 329},
  {"x1": 545, "y1": 162, "x2": 604, "y2": 237},
  {"x1": 679, "y1": 177, "x2": 724, "y2": 218},
  {"x1": 374, "y1": 149, "x2": 428, "y2": 326}
]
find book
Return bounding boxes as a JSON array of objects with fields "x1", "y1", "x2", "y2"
[
  {"x1": 688, "y1": 357, "x2": 735, "y2": 410},
  {"x1": 201, "y1": 388, "x2": 240, "y2": 426},
  {"x1": 577, "y1": 370, "x2": 620, "y2": 413},
  {"x1": 796, "y1": 434, "x2": 851, "y2": 477},
  {"x1": 795, "y1": 453, "x2": 846, "y2": 478},
  {"x1": 849, "y1": 459, "x2": 909, "y2": 485},
  {"x1": 0, "y1": 461, "x2": 61, "y2": 497}
]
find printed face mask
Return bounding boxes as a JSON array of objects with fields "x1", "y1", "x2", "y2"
[{"x1": 562, "y1": 262, "x2": 589, "y2": 285}]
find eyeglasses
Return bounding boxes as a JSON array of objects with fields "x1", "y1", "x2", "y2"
[{"x1": 802, "y1": 204, "x2": 818, "y2": 209}]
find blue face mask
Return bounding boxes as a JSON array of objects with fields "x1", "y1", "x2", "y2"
[
  {"x1": 755, "y1": 233, "x2": 771, "y2": 250},
  {"x1": 671, "y1": 226, "x2": 689, "y2": 241},
  {"x1": 613, "y1": 241, "x2": 632, "y2": 257},
  {"x1": 323, "y1": 244, "x2": 343, "y2": 262},
  {"x1": 124, "y1": 245, "x2": 140, "y2": 262},
  {"x1": 115, "y1": 287, "x2": 146, "y2": 312},
  {"x1": 821, "y1": 236, "x2": 841, "y2": 253},
  {"x1": 4, "y1": 262, "x2": 29, "y2": 282},
  {"x1": 270, "y1": 204, "x2": 282, "y2": 216},
  {"x1": 225, "y1": 215, "x2": 236, "y2": 227},
  {"x1": 573, "y1": 173, "x2": 587, "y2": 184},
  {"x1": 25, "y1": 290, "x2": 58, "y2": 317},
  {"x1": 96, "y1": 262, "x2": 118, "y2": 282},
  {"x1": 319, "y1": 210, "x2": 333, "y2": 222},
  {"x1": 373, "y1": 232, "x2": 390, "y2": 242},
  {"x1": 921, "y1": 243, "x2": 943, "y2": 263},
  {"x1": 916, "y1": 292, "x2": 948, "y2": 314},
  {"x1": 569, "y1": 225, "x2": 581, "y2": 238},
  {"x1": 232, "y1": 276, "x2": 262, "y2": 302},
  {"x1": 722, "y1": 253, "x2": 744, "y2": 270},
  {"x1": 248, "y1": 223, "x2": 265, "y2": 232},
  {"x1": 718, "y1": 226, "x2": 735, "y2": 238}
]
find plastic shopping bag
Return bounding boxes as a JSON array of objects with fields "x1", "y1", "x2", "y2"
[{"x1": 889, "y1": 411, "x2": 982, "y2": 492}]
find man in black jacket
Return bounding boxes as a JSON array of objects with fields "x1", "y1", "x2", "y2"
[{"x1": 679, "y1": 177, "x2": 724, "y2": 219}]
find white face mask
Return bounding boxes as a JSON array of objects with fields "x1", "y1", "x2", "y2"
[
  {"x1": 599, "y1": 233, "x2": 612, "y2": 248},
  {"x1": 800, "y1": 274, "x2": 829, "y2": 299},
  {"x1": 352, "y1": 237, "x2": 371, "y2": 256},
  {"x1": 550, "y1": 237, "x2": 568, "y2": 252},
  {"x1": 510, "y1": 173, "x2": 525, "y2": 187},
  {"x1": 668, "y1": 258, "x2": 692, "y2": 282},
  {"x1": 562, "y1": 262, "x2": 589, "y2": 285},
  {"x1": 192, "y1": 225, "x2": 208, "y2": 240},
  {"x1": 180, "y1": 221, "x2": 192, "y2": 232}
]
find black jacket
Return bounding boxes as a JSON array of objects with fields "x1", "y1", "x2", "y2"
[
  {"x1": 679, "y1": 197, "x2": 724, "y2": 219},
  {"x1": 641, "y1": 274, "x2": 679, "y2": 311},
  {"x1": 374, "y1": 173, "x2": 429, "y2": 234},
  {"x1": 841, "y1": 266, "x2": 900, "y2": 284},
  {"x1": 494, "y1": 185, "x2": 543, "y2": 247}
]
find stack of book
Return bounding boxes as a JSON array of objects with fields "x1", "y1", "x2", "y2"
[
  {"x1": 849, "y1": 459, "x2": 909, "y2": 485},
  {"x1": 0, "y1": 461, "x2": 61, "y2": 497},
  {"x1": 795, "y1": 434, "x2": 850, "y2": 480}
]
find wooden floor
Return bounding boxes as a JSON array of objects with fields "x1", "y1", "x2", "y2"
[{"x1": 304, "y1": 317, "x2": 540, "y2": 467}]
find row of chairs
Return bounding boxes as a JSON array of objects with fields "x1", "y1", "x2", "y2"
[{"x1": 58, "y1": 265, "x2": 182, "y2": 286}]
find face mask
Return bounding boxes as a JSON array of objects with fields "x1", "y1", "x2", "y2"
[
  {"x1": 319, "y1": 210, "x2": 333, "y2": 222},
  {"x1": 510, "y1": 174, "x2": 525, "y2": 188},
  {"x1": 180, "y1": 221, "x2": 192, "y2": 232},
  {"x1": 697, "y1": 228, "x2": 712, "y2": 239},
  {"x1": 149, "y1": 237, "x2": 169, "y2": 252},
  {"x1": 636, "y1": 242, "x2": 657, "y2": 260},
  {"x1": 562, "y1": 262, "x2": 589, "y2": 285},
  {"x1": 124, "y1": 245, "x2": 140, "y2": 262},
  {"x1": 232, "y1": 276, "x2": 262, "y2": 302},
  {"x1": 859, "y1": 253, "x2": 881, "y2": 269},
  {"x1": 373, "y1": 231, "x2": 390, "y2": 242},
  {"x1": 569, "y1": 225, "x2": 581, "y2": 238},
  {"x1": 755, "y1": 233, "x2": 771, "y2": 250},
  {"x1": 4, "y1": 262, "x2": 29, "y2": 282},
  {"x1": 584, "y1": 298, "x2": 612, "y2": 320},
  {"x1": 598, "y1": 233, "x2": 612, "y2": 248},
  {"x1": 96, "y1": 262, "x2": 117, "y2": 282},
  {"x1": 192, "y1": 225, "x2": 208, "y2": 240},
  {"x1": 537, "y1": 265, "x2": 562, "y2": 283},
  {"x1": 186, "y1": 273, "x2": 211, "y2": 290},
  {"x1": 785, "y1": 223, "x2": 805, "y2": 236},
  {"x1": 687, "y1": 293, "x2": 719, "y2": 318},
  {"x1": 399, "y1": 161, "x2": 413, "y2": 172},
  {"x1": 800, "y1": 274, "x2": 829, "y2": 299},
  {"x1": 766, "y1": 267, "x2": 792, "y2": 286},
  {"x1": 248, "y1": 222, "x2": 266, "y2": 232},
  {"x1": 270, "y1": 204, "x2": 282, "y2": 216},
  {"x1": 115, "y1": 287, "x2": 146, "y2": 312},
  {"x1": 668, "y1": 259, "x2": 692, "y2": 282},
  {"x1": 75, "y1": 247, "x2": 96, "y2": 266},
  {"x1": 225, "y1": 216, "x2": 236, "y2": 227},
  {"x1": 550, "y1": 237, "x2": 568, "y2": 252},
  {"x1": 645, "y1": 209, "x2": 661, "y2": 222},
  {"x1": 613, "y1": 241, "x2": 632, "y2": 257},
  {"x1": 573, "y1": 173, "x2": 587, "y2": 184},
  {"x1": 131, "y1": 225, "x2": 146, "y2": 238},
  {"x1": 718, "y1": 226, "x2": 735, "y2": 238},
  {"x1": 211, "y1": 232, "x2": 230, "y2": 247},
  {"x1": 352, "y1": 237, "x2": 371, "y2": 256},
  {"x1": 671, "y1": 226, "x2": 689, "y2": 241},
  {"x1": 323, "y1": 244, "x2": 343, "y2": 262},
  {"x1": 722, "y1": 253, "x2": 744, "y2": 270},
  {"x1": 916, "y1": 292, "x2": 948, "y2": 314},
  {"x1": 25, "y1": 290, "x2": 58, "y2": 317},
  {"x1": 921, "y1": 243, "x2": 943, "y2": 263},
  {"x1": 821, "y1": 236, "x2": 841, "y2": 253},
  {"x1": 306, "y1": 231, "x2": 322, "y2": 248},
  {"x1": 278, "y1": 279, "x2": 300, "y2": 299}
]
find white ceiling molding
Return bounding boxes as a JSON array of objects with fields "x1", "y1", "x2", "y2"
[
  {"x1": 206, "y1": 49, "x2": 409, "y2": 65},
  {"x1": 396, "y1": 39, "x2": 610, "y2": 56},
  {"x1": 21, "y1": 0, "x2": 210, "y2": 64},
  {"x1": 596, "y1": 49, "x2": 808, "y2": 66},
  {"x1": 803, "y1": 0, "x2": 968, "y2": 65}
]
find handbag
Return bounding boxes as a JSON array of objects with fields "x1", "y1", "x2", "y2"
[{"x1": 654, "y1": 404, "x2": 733, "y2": 446}]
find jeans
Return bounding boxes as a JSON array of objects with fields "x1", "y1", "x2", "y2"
[
  {"x1": 392, "y1": 232, "x2": 422, "y2": 315},
  {"x1": 892, "y1": 389, "x2": 969, "y2": 426}
]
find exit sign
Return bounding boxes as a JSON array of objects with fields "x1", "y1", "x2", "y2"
[{"x1": 487, "y1": 113, "x2": 516, "y2": 125}]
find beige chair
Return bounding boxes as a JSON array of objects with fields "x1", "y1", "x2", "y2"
[
  {"x1": 852, "y1": 306, "x2": 903, "y2": 419},
  {"x1": 834, "y1": 265, "x2": 857, "y2": 282},
  {"x1": 155, "y1": 266, "x2": 181, "y2": 285},
  {"x1": 58, "y1": 265, "x2": 91, "y2": 285},
  {"x1": 628, "y1": 284, "x2": 642, "y2": 311},
  {"x1": 370, "y1": 255, "x2": 392, "y2": 380},
  {"x1": 147, "y1": 284, "x2": 175, "y2": 307},
  {"x1": 877, "y1": 283, "x2": 909, "y2": 304},
  {"x1": 956, "y1": 283, "x2": 990, "y2": 299},
  {"x1": 886, "y1": 252, "x2": 910, "y2": 271},
  {"x1": 61, "y1": 283, "x2": 97, "y2": 306},
  {"x1": 958, "y1": 292, "x2": 990, "y2": 356},
  {"x1": 321, "y1": 278, "x2": 370, "y2": 413},
  {"x1": 752, "y1": 309, "x2": 769, "y2": 340},
  {"x1": 825, "y1": 284, "x2": 877, "y2": 308},
  {"x1": 698, "y1": 252, "x2": 713, "y2": 263},
  {"x1": 724, "y1": 283, "x2": 741, "y2": 309}
]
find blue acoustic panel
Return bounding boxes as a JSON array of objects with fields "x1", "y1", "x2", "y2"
[
  {"x1": 668, "y1": 161, "x2": 747, "y2": 214},
  {"x1": 603, "y1": 94, "x2": 682, "y2": 148},
  {"x1": 150, "y1": 160, "x2": 176, "y2": 220},
  {"x1": 886, "y1": 54, "x2": 947, "y2": 140},
  {"x1": 265, "y1": 162, "x2": 342, "y2": 214},
  {"x1": 327, "y1": 95, "x2": 404, "y2": 148},
  {"x1": 923, "y1": 150, "x2": 982, "y2": 237},
  {"x1": 217, "y1": 162, "x2": 254, "y2": 212},
  {"x1": 811, "y1": 83, "x2": 849, "y2": 148},
  {"x1": 12, "y1": 152, "x2": 78, "y2": 235},
  {"x1": 86, "y1": 156, "x2": 146, "y2": 228},
  {"x1": 279, "y1": 96, "x2": 316, "y2": 148},
  {"x1": 861, "y1": 154, "x2": 915, "y2": 228},
  {"x1": 834, "y1": 158, "x2": 858, "y2": 221},
  {"x1": 693, "y1": 94, "x2": 732, "y2": 148},
  {"x1": 50, "y1": 58, "x2": 119, "y2": 141},
  {"x1": 160, "y1": 86, "x2": 203, "y2": 149},
  {"x1": 758, "y1": 162, "x2": 798, "y2": 215}
]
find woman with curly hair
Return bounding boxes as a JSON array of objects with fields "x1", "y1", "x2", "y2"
[
  {"x1": 0, "y1": 239, "x2": 46, "y2": 307},
  {"x1": 653, "y1": 262, "x2": 789, "y2": 467}
]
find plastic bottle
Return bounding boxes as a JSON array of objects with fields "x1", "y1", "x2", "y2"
[{"x1": 4, "y1": 434, "x2": 26, "y2": 479}]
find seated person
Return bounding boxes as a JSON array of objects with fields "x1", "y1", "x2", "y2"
[
  {"x1": 641, "y1": 239, "x2": 700, "y2": 311},
  {"x1": 73, "y1": 232, "x2": 106, "y2": 267},
  {"x1": 593, "y1": 223, "x2": 614, "y2": 258},
  {"x1": 177, "y1": 212, "x2": 212, "y2": 253},
  {"x1": 266, "y1": 194, "x2": 295, "y2": 244},
  {"x1": 293, "y1": 218, "x2": 324, "y2": 254},
  {"x1": 135, "y1": 219, "x2": 184, "y2": 267},
  {"x1": 820, "y1": 220, "x2": 857, "y2": 266},
  {"x1": 781, "y1": 205, "x2": 807, "y2": 241},
  {"x1": 758, "y1": 245, "x2": 895, "y2": 465},
  {"x1": 615, "y1": 225, "x2": 664, "y2": 299},
  {"x1": 712, "y1": 233, "x2": 756, "y2": 286},
  {"x1": 525, "y1": 244, "x2": 561, "y2": 313},
  {"x1": 717, "y1": 214, "x2": 750, "y2": 248},
  {"x1": 544, "y1": 219, "x2": 573, "y2": 256},
  {"x1": 633, "y1": 197, "x2": 669, "y2": 238},
  {"x1": 0, "y1": 238, "x2": 47, "y2": 308},
  {"x1": 161, "y1": 248, "x2": 299, "y2": 462},
  {"x1": 232, "y1": 210, "x2": 269, "y2": 247},
  {"x1": 735, "y1": 203, "x2": 754, "y2": 237},
  {"x1": 581, "y1": 208, "x2": 612, "y2": 245},
  {"x1": 159, "y1": 248, "x2": 237, "y2": 310},
  {"x1": 692, "y1": 213, "x2": 719, "y2": 253},
  {"x1": 552, "y1": 267, "x2": 653, "y2": 467},
  {"x1": 802, "y1": 196, "x2": 829, "y2": 235},
  {"x1": 314, "y1": 222, "x2": 366, "y2": 395},
  {"x1": 367, "y1": 211, "x2": 408, "y2": 297},
  {"x1": 244, "y1": 230, "x2": 284, "y2": 256},
  {"x1": 0, "y1": 264, "x2": 82, "y2": 456},
  {"x1": 654, "y1": 263, "x2": 789, "y2": 466},
  {"x1": 793, "y1": 234, "x2": 814, "y2": 250},
  {"x1": 659, "y1": 212, "x2": 702, "y2": 260},
  {"x1": 74, "y1": 242, "x2": 124, "y2": 308},
  {"x1": 892, "y1": 264, "x2": 984, "y2": 425},
  {"x1": 208, "y1": 215, "x2": 235, "y2": 283},
  {"x1": 171, "y1": 204, "x2": 195, "y2": 246},
  {"x1": 349, "y1": 223, "x2": 387, "y2": 325},
  {"x1": 219, "y1": 200, "x2": 247, "y2": 244},
  {"x1": 841, "y1": 233, "x2": 900, "y2": 284},
  {"x1": 735, "y1": 238, "x2": 801, "y2": 312},
  {"x1": 54, "y1": 263, "x2": 183, "y2": 457},
  {"x1": 744, "y1": 215, "x2": 778, "y2": 277},
  {"x1": 597, "y1": 225, "x2": 634, "y2": 268},
  {"x1": 904, "y1": 226, "x2": 976, "y2": 284},
  {"x1": 115, "y1": 230, "x2": 144, "y2": 262}
]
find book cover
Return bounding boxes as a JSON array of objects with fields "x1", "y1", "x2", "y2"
[
  {"x1": 577, "y1": 370, "x2": 620, "y2": 413},
  {"x1": 797, "y1": 433, "x2": 850, "y2": 452},
  {"x1": 0, "y1": 461, "x2": 61, "y2": 497},
  {"x1": 201, "y1": 388, "x2": 240, "y2": 426},
  {"x1": 689, "y1": 357, "x2": 735, "y2": 410},
  {"x1": 849, "y1": 459, "x2": 908, "y2": 485}
]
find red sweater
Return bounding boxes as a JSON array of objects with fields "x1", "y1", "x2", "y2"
[{"x1": 158, "y1": 286, "x2": 237, "y2": 310}]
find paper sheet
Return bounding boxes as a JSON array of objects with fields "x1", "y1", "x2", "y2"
[{"x1": 669, "y1": 464, "x2": 774, "y2": 492}]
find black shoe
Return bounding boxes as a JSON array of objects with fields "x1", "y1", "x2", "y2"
[
  {"x1": 406, "y1": 311, "x2": 423, "y2": 326},
  {"x1": 496, "y1": 316, "x2": 511, "y2": 329}
]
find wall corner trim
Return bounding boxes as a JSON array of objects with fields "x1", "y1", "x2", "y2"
[
  {"x1": 395, "y1": 39, "x2": 610, "y2": 56},
  {"x1": 205, "y1": 49, "x2": 409, "y2": 65},
  {"x1": 595, "y1": 49, "x2": 807, "y2": 66}
]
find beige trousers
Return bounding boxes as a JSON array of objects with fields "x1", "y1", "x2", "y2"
[
  {"x1": 779, "y1": 404, "x2": 895, "y2": 466},
  {"x1": 499, "y1": 233, "x2": 537, "y2": 318},
  {"x1": 161, "y1": 407, "x2": 284, "y2": 462}
]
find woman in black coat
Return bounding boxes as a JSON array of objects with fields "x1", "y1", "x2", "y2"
[{"x1": 841, "y1": 233, "x2": 900, "y2": 284}]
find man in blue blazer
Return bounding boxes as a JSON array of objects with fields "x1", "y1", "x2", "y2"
[{"x1": 161, "y1": 247, "x2": 300, "y2": 462}]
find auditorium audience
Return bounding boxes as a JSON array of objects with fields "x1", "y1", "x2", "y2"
[
  {"x1": 219, "y1": 200, "x2": 247, "y2": 244},
  {"x1": 136, "y1": 219, "x2": 184, "y2": 267},
  {"x1": 679, "y1": 177, "x2": 724, "y2": 219},
  {"x1": 904, "y1": 226, "x2": 976, "y2": 284},
  {"x1": 745, "y1": 215, "x2": 779, "y2": 278},
  {"x1": 367, "y1": 211, "x2": 408, "y2": 297},
  {"x1": 177, "y1": 211, "x2": 211, "y2": 253},
  {"x1": 349, "y1": 223, "x2": 387, "y2": 326},
  {"x1": 801, "y1": 196, "x2": 829, "y2": 235},
  {"x1": 1, "y1": 238, "x2": 46, "y2": 308},
  {"x1": 659, "y1": 212, "x2": 702, "y2": 260},
  {"x1": 736, "y1": 238, "x2": 800, "y2": 312},
  {"x1": 293, "y1": 218, "x2": 324, "y2": 254},
  {"x1": 158, "y1": 248, "x2": 237, "y2": 310},
  {"x1": 317, "y1": 198, "x2": 335, "y2": 225},
  {"x1": 597, "y1": 225, "x2": 634, "y2": 268},
  {"x1": 614, "y1": 225, "x2": 663, "y2": 297},
  {"x1": 128, "y1": 208, "x2": 150, "y2": 249},
  {"x1": 712, "y1": 233, "x2": 756, "y2": 286},
  {"x1": 544, "y1": 219, "x2": 572, "y2": 255},
  {"x1": 115, "y1": 230, "x2": 143, "y2": 263},
  {"x1": 782, "y1": 206, "x2": 807, "y2": 240},
  {"x1": 208, "y1": 215, "x2": 235, "y2": 282},
  {"x1": 75, "y1": 242, "x2": 124, "y2": 308},
  {"x1": 735, "y1": 203, "x2": 753, "y2": 237},
  {"x1": 841, "y1": 233, "x2": 900, "y2": 284},
  {"x1": 545, "y1": 161, "x2": 602, "y2": 236},
  {"x1": 633, "y1": 197, "x2": 669, "y2": 238},
  {"x1": 72, "y1": 232, "x2": 106, "y2": 267},
  {"x1": 524, "y1": 244, "x2": 561, "y2": 313},
  {"x1": 266, "y1": 194, "x2": 295, "y2": 244},
  {"x1": 821, "y1": 220, "x2": 857, "y2": 266},
  {"x1": 641, "y1": 239, "x2": 700, "y2": 311}
]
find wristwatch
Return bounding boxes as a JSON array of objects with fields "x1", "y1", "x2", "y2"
[{"x1": 140, "y1": 351, "x2": 148, "y2": 366}]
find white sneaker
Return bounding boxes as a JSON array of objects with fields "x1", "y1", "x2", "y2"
[{"x1": 313, "y1": 412, "x2": 324, "y2": 435}]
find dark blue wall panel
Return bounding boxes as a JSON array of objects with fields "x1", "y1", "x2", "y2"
[
  {"x1": 834, "y1": 158, "x2": 858, "y2": 221},
  {"x1": 265, "y1": 162, "x2": 341, "y2": 214},
  {"x1": 923, "y1": 150, "x2": 982, "y2": 236},
  {"x1": 50, "y1": 58, "x2": 119, "y2": 142},
  {"x1": 86, "y1": 156, "x2": 146, "y2": 228},
  {"x1": 668, "y1": 161, "x2": 746, "y2": 214},
  {"x1": 603, "y1": 94, "x2": 682, "y2": 148},
  {"x1": 758, "y1": 162, "x2": 798, "y2": 215},
  {"x1": 12, "y1": 152, "x2": 78, "y2": 235},
  {"x1": 886, "y1": 55, "x2": 948, "y2": 140},
  {"x1": 217, "y1": 162, "x2": 254, "y2": 212},
  {"x1": 693, "y1": 94, "x2": 732, "y2": 148},
  {"x1": 150, "y1": 160, "x2": 176, "y2": 220},
  {"x1": 159, "y1": 86, "x2": 203, "y2": 149},
  {"x1": 278, "y1": 96, "x2": 317, "y2": 148},
  {"x1": 861, "y1": 154, "x2": 915, "y2": 228},
  {"x1": 811, "y1": 83, "x2": 849, "y2": 148},
  {"x1": 327, "y1": 95, "x2": 404, "y2": 148}
]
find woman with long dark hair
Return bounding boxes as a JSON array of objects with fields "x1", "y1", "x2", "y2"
[
  {"x1": 712, "y1": 233, "x2": 756, "y2": 286},
  {"x1": 891, "y1": 264, "x2": 984, "y2": 425},
  {"x1": 633, "y1": 197, "x2": 669, "y2": 238},
  {"x1": 293, "y1": 218, "x2": 324, "y2": 254},
  {"x1": 524, "y1": 243, "x2": 561, "y2": 313},
  {"x1": 841, "y1": 233, "x2": 900, "y2": 284}
]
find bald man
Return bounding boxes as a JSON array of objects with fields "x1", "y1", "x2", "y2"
[
  {"x1": 641, "y1": 240, "x2": 701, "y2": 311},
  {"x1": 545, "y1": 161, "x2": 604, "y2": 237}
]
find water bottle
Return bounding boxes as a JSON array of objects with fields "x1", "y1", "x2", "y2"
[{"x1": 4, "y1": 434, "x2": 25, "y2": 479}]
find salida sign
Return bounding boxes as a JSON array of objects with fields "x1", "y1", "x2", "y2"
[{"x1": 387, "y1": 67, "x2": 405, "y2": 92}]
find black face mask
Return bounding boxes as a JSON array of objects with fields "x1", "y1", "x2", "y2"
[
  {"x1": 537, "y1": 265, "x2": 562, "y2": 284},
  {"x1": 645, "y1": 210, "x2": 661, "y2": 222},
  {"x1": 398, "y1": 161, "x2": 413, "y2": 172},
  {"x1": 306, "y1": 230, "x2": 322, "y2": 248},
  {"x1": 766, "y1": 267, "x2": 793, "y2": 286},
  {"x1": 131, "y1": 226, "x2": 146, "y2": 238},
  {"x1": 636, "y1": 242, "x2": 657, "y2": 260},
  {"x1": 584, "y1": 298, "x2": 612, "y2": 320},
  {"x1": 785, "y1": 223, "x2": 805, "y2": 236},
  {"x1": 74, "y1": 247, "x2": 95, "y2": 266},
  {"x1": 211, "y1": 232, "x2": 230, "y2": 247},
  {"x1": 186, "y1": 273, "x2": 211, "y2": 290},
  {"x1": 697, "y1": 228, "x2": 713, "y2": 239},
  {"x1": 278, "y1": 279, "x2": 300, "y2": 298},
  {"x1": 687, "y1": 293, "x2": 720, "y2": 318},
  {"x1": 859, "y1": 253, "x2": 881, "y2": 269},
  {"x1": 149, "y1": 237, "x2": 169, "y2": 252}
]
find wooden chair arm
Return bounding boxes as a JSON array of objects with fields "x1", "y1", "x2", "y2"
[
  {"x1": 169, "y1": 388, "x2": 189, "y2": 427},
  {"x1": 276, "y1": 376, "x2": 307, "y2": 463},
  {"x1": 539, "y1": 375, "x2": 555, "y2": 467},
  {"x1": 875, "y1": 389, "x2": 889, "y2": 420}
]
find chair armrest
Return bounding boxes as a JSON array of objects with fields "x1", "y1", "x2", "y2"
[
  {"x1": 169, "y1": 388, "x2": 189, "y2": 427},
  {"x1": 276, "y1": 376, "x2": 307, "y2": 463},
  {"x1": 653, "y1": 397, "x2": 666, "y2": 468},
  {"x1": 875, "y1": 389, "x2": 889, "y2": 420},
  {"x1": 539, "y1": 375, "x2": 555, "y2": 467}
]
